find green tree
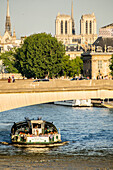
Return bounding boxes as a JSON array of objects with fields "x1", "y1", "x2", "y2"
[
  {"x1": 60, "y1": 55, "x2": 70, "y2": 77},
  {"x1": 66, "y1": 57, "x2": 83, "y2": 77},
  {"x1": 14, "y1": 33, "x2": 65, "y2": 78},
  {"x1": 109, "y1": 54, "x2": 113, "y2": 77},
  {"x1": 0, "y1": 50, "x2": 18, "y2": 73},
  {"x1": 72, "y1": 57, "x2": 83, "y2": 76}
]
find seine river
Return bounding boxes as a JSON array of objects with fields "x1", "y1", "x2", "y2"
[
  {"x1": 0, "y1": 103, "x2": 113, "y2": 156},
  {"x1": 0, "y1": 104, "x2": 113, "y2": 169}
]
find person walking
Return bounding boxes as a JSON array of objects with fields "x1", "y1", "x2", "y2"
[{"x1": 8, "y1": 77, "x2": 11, "y2": 83}]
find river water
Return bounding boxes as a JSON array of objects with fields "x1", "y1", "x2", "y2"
[{"x1": 0, "y1": 103, "x2": 113, "y2": 159}]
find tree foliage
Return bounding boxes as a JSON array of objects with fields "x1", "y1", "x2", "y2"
[
  {"x1": 70, "y1": 57, "x2": 83, "y2": 77},
  {"x1": 0, "y1": 33, "x2": 83, "y2": 78},
  {"x1": 60, "y1": 56, "x2": 83, "y2": 77},
  {"x1": 14, "y1": 33, "x2": 66, "y2": 78},
  {"x1": 0, "y1": 50, "x2": 18, "y2": 73}
]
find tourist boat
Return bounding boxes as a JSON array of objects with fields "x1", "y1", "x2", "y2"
[
  {"x1": 10, "y1": 117, "x2": 68, "y2": 148},
  {"x1": 54, "y1": 99, "x2": 92, "y2": 107}
]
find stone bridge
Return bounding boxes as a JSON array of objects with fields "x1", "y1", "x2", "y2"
[{"x1": 0, "y1": 79, "x2": 113, "y2": 112}]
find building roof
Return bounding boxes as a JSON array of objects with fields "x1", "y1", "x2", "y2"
[
  {"x1": 101, "y1": 23, "x2": 113, "y2": 29},
  {"x1": 93, "y1": 37, "x2": 113, "y2": 48},
  {"x1": 65, "y1": 44, "x2": 83, "y2": 52},
  {"x1": 81, "y1": 13, "x2": 95, "y2": 19},
  {"x1": 57, "y1": 14, "x2": 71, "y2": 18}
]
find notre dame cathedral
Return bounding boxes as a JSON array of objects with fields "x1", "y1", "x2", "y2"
[{"x1": 55, "y1": 0, "x2": 97, "y2": 45}]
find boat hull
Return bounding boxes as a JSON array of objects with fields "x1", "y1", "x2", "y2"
[{"x1": 0, "y1": 141, "x2": 69, "y2": 148}]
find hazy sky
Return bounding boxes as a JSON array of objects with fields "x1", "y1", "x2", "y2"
[{"x1": 0, "y1": 0, "x2": 113, "y2": 39}]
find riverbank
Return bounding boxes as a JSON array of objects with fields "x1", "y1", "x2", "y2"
[{"x1": 0, "y1": 155, "x2": 113, "y2": 169}]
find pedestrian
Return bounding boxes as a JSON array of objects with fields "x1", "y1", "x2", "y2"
[
  {"x1": 8, "y1": 77, "x2": 11, "y2": 83},
  {"x1": 12, "y1": 77, "x2": 15, "y2": 83}
]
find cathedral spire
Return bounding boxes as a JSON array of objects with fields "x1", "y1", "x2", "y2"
[
  {"x1": 7, "y1": 0, "x2": 10, "y2": 17},
  {"x1": 71, "y1": 0, "x2": 75, "y2": 35},
  {"x1": 71, "y1": 0, "x2": 74, "y2": 20},
  {"x1": 5, "y1": 0, "x2": 12, "y2": 35}
]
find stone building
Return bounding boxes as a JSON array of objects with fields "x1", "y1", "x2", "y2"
[
  {"x1": 65, "y1": 44, "x2": 83, "y2": 59},
  {"x1": 55, "y1": 1, "x2": 81, "y2": 45},
  {"x1": 82, "y1": 37, "x2": 113, "y2": 79},
  {"x1": 99, "y1": 23, "x2": 113, "y2": 38},
  {"x1": 0, "y1": 0, "x2": 21, "y2": 53},
  {"x1": 55, "y1": 1, "x2": 97, "y2": 59},
  {"x1": 80, "y1": 13, "x2": 97, "y2": 45}
]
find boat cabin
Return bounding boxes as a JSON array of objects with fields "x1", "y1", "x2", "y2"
[
  {"x1": 11, "y1": 118, "x2": 58, "y2": 136},
  {"x1": 31, "y1": 120, "x2": 45, "y2": 135}
]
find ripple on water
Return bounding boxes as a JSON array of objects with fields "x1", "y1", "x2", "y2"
[{"x1": 0, "y1": 104, "x2": 113, "y2": 157}]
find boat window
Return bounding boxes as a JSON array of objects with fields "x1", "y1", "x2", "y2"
[
  {"x1": 37, "y1": 124, "x2": 41, "y2": 128},
  {"x1": 33, "y1": 123, "x2": 41, "y2": 128}
]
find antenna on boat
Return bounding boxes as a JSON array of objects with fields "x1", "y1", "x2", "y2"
[
  {"x1": 25, "y1": 117, "x2": 29, "y2": 121},
  {"x1": 37, "y1": 117, "x2": 42, "y2": 120}
]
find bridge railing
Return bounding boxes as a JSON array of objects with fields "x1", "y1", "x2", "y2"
[{"x1": 0, "y1": 79, "x2": 113, "y2": 93}]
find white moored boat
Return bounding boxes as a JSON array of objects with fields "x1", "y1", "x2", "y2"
[{"x1": 54, "y1": 99, "x2": 92, "y2": 107}]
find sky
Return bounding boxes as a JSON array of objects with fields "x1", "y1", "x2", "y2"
[{"x1": 0, "y1": 0, "x2": 113, "y2": 39}]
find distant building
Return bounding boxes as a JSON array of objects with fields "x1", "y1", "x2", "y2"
[
  {"x1": 80, "y1": 13, "x2": 97, "y2": 45},
  {"x1": 55, "y1": 1, "x2": 97, "y2": 59},
  {"x1": 0, "y1": 0, "x2": 21, "y2": 53},
  {"x1": 82, "y1": 37, "x2": 113, "y2": 79},
  {"x1": 55, "y1": 1, "x2": 81, "y2": 45},
  {"x1": 99, "y1": 23, "x2": 113, "y2": 38},
  {"x1": 65, "y1": 44, "x2": 83, "y2": 59}
]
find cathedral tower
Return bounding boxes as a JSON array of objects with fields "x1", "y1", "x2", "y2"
[
  {"x1": 55, "y1": 0, "x2": 76, "y2": 44},
  {"x1": 5, "y1": 0, "x2": 12, "y2": 35},
  {"x1": 80, "y1": 13, "x2": 97, "y2": 44}
]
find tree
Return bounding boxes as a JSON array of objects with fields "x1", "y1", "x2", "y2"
[
  {"x1": 109, "y1": 54, "x2": 113, "y2": 77},
  {"x1": 0, "y1": 34, "x2": 83, "y2": 78},
  {"x1": 14, "y1": 33, "x2": 65, "y2": 78},
  {"x1": 64, "y1": 57, "x2": 83, "y2": 77},
  {"x1": 60, "y1": 55, "x2": 70, "y2": 77},
  {"x1": 71, "y1": 57, "x2": 83, "y2": 76},
  {"x1": 0, "y1": 50, "x2": 18, "y2": 73}
]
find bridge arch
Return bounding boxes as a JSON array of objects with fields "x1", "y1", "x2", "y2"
[{"x1": 0, "y1": 89, "x2": 112, "y2": 112}]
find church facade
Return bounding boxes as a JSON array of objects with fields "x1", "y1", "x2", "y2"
[
  {"x1": 0, "y1": 0, "x2": 21, "y2": 53},
  {"x1": 55, "y1": 1, "x2": 98, "y2": 60},
  {"x1": 55, "y1": 1, "x2": 80, "y2": 45},
  {"x1": 80, "y1": 13, "x2": 97, "y2": 45},
  {"x1": 55, "y1": 1, "x2": 97, "y2": 46}
]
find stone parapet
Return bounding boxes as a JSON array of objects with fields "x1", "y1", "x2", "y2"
[{"x1": 0, "y1": 79, "x2": 113, "y2": 93}]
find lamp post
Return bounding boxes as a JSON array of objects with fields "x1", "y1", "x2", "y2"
[{"x1": 98, "y1": 69, "x2": 100, "y2": 79}]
